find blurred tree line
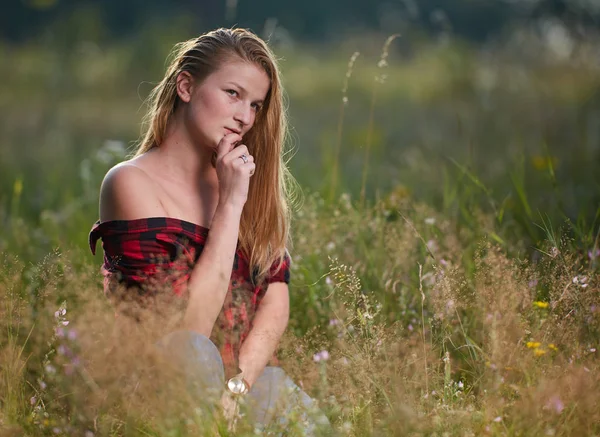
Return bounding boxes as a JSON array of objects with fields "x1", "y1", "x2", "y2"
[{"x1": 2, "y1": 0, "x2": 599, "y2": 44}]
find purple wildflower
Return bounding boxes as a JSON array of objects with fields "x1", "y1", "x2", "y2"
[
  {"x1": 546, "y1": 395, "x2": 565, "y2": 414},
  {"x1": 313, "y1": 350, "x2": 330, "y2": 362}
]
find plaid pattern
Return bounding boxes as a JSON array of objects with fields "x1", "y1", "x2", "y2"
[{"x1": 89, "y1": 217, "x2": 291, "y2": 372}]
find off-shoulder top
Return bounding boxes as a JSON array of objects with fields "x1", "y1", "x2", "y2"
[{"x1": 89, "y1": 217, "x2": 291, "y2": 371}]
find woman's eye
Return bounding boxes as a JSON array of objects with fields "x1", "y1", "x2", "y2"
[
  {"x1": 226, "y1": 89, "x2": 238, "y2": 97},
  {"x1": 251, "y1": 103, "x2": 262, "y2": 111}
]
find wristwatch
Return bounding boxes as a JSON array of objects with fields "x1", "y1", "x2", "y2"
[{"x1": 226, "y1": 368, "x2": 250, "y2": 395}]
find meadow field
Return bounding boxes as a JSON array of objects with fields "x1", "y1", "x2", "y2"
[{"x1": 1, "y1": 22, "x2": 599, "y2": 436}]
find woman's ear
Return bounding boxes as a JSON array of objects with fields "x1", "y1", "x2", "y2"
[{"x1": 176, "y1": 71, "x2": 194, "y2": 103}]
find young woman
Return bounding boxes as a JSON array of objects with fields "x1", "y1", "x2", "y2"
[{"x1": 89, "y1": 28, "x2": 329, "y2": 432}]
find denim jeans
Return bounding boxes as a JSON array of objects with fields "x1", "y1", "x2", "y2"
[{"x1": 156, "y1": 330, "x2": 331, "y2": 435}]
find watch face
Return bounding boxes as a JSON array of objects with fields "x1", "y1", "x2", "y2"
[{"x1": 227, "y1": 377, "x2": 248, "y2": 394}]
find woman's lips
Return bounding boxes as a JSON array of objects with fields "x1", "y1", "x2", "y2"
[{"x1": 224, "y1": 127, "x2": 241, "y2": 135}]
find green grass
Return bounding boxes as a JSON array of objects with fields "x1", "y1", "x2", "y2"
[{"x1": 1, "y1": 24, "x2": 599, "y2": 436}]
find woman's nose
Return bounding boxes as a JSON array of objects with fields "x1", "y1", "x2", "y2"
[{"x1": 234, "y1": 104, "x2": 253, "y2": 127}]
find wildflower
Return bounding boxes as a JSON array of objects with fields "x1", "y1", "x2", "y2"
[
  {"x1": 329, "y1": 318, "x2": 340, "y2": 327},
  {"x1": 458, "y1": 381, "x2": 464, "y2": 389},
  {"x1": 550, "y1": 247, "x2": 560, "y2": 258},
  {"x1": 313, "y1": 350, "x2": 330, "y2": 362},
  {"x1": 493, "y1": 416, "x2": 503, "y2": 423},
  {"x1": 588, "y1": 249, "x2": 600, "y2": 260},
  {"x1": 44, "y1": 364, "x2": 56, "y2": 374},
  {"x1": 590, "y1": 348, "x2": 596, "y2": 353},
  {"x1": 13, "y1": 178, "x2": 23, "y2": 197},
  {"x1": 325, "y1": 276, "x2": 333, "y2": 286},
  {"x1": 534, "y1": 348, "x2": 547, "y2": 357},
  {"x1": 533, "y1": 301, "x2": 549, "y2": 309},
  {"x1": 528, "y1": 279, "x2": 538, "y2": 288},
  {"x1": 407, "y1": 324, "x2": 414, "y2": 332},
  {"x1": 64, "y1": 363, "x2": 77, "y2": 376},
  {"x1": 531, "y1": 155, "x2": 559, "y2": 171},
  {"x1": 55, "y1": 327, "x2": 65, "y2": 338},
  {"x1": 30, "y1": 396, "x2": 36, "y2": 405},
  {"x1": 546, "y1": 395, "x2": 565, "y2": 414},
  {"x1": 325, "y1": 241, "x2": 336, "y2": 251},
  {"x1": 426, "y1": 239, "x2": 438, "y2": 253},
  {"x1": 67, "y1": 329, "x2": 77, "y2": 341},
  {"x1": 572, "y1": 275, "x2": 589, "y2": 287},
  {"x1": 526, "y1": 341, "x2": 541, "y2": 349},
  {"x1": 424, "y1": 217, "x2": 436, "y2": 225},
  {"x1": 549, "y1": 344, "x2": 558, "y2": 351}
]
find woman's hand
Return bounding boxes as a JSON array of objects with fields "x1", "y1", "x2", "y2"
[{"x1": 215, "y1": 133, "x2": 256, "y2": 209}]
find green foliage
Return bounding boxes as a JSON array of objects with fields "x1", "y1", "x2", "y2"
[{"x1": 1, "y1": 28, "x2": 600, "y2": 437}]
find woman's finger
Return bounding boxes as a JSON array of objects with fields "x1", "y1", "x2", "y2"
[{"x1": 216, "y1": 133, "x2": 243, "y2": 161}]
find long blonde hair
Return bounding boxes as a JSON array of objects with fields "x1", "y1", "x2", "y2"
[{"x1": 135, "y1": 28, "x2": 294, "y2": 283}]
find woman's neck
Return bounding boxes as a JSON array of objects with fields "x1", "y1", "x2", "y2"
[{"x1": 153, "y1": 119, "x2": 219, "y2": 193}]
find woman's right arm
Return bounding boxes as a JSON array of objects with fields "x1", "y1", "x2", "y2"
[{"x1": 184, "y1": 133, "x2": 255, "y2": 336}]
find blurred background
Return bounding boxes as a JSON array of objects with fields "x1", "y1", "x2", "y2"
[{"x1": 1, "y1": 0, "x2": 600, "y2": 260}]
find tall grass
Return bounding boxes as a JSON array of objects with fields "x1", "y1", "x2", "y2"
[{"x1": 1, "y1": 24, "x2": 600, "y2": 436}]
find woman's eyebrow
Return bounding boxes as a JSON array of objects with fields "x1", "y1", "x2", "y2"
[{"x1": 226, "y1": 82, "x2": 264, "y2": 103}]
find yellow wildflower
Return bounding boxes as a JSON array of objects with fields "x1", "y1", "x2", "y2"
[
  {"x1": 531, "y1": 155, "x2": 559, "y2": 171},
  {"x1": 533, "y1": 301, "x2": 549, "y2": 309},
  {"x1": 526, "y1": 341, "x2": 541, "y2": 349},
  {"x1": 534, "y1": 348, "x2": 547, "y2": 357},
  {"x1": 13, "y1": 178, "x2": 23, "y2": 198},
  {"x1": 549, "y1": 343, "x2": 558, "y2": 351}
]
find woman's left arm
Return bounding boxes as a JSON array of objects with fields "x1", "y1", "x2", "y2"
[{"x1": 237, "y1": 282, "x2": 290, "y2": 388}]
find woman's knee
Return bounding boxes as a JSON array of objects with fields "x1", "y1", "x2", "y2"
[{"x1": 156, "y1": 330, "x2": 224, "y2": 391}]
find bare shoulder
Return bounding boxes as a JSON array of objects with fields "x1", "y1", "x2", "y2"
[{"x1": 99, "y1": 161, "x2": 166, "y2": 222}]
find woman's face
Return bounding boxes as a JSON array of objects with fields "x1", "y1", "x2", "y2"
[{"x1": 181, "y1": 58, "x2": 271, "y2": 150}]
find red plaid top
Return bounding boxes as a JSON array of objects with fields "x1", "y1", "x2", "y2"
[{"x1": 89, "y1": 217, "x2": 291, "y2": 373}]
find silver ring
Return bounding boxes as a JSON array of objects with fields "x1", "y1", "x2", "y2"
[{"x1": 240, "y1": 154, "x2": 248, "y2": 164}]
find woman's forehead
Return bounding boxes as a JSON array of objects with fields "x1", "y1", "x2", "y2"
[{"x1": 210, "y1": 60, "x2": 270, "y2": 96}]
